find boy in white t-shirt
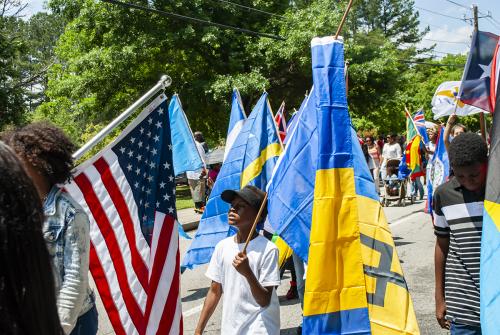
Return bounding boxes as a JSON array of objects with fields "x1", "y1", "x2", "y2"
[{"x1": 195, "y1": 185, "x2": 280, "y2": 335}]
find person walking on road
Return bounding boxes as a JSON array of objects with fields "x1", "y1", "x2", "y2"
[
  {"x1": 2, "y1": 123, "x2": 98, "y2": 335},
  {"x1": 195, "y1": 185, "x2": 280, "y2": 335},
  {"x1": 366, "y1": 136, "x2": 381, "y2": 194},
  {"x1": 433, "y1": 133, "x2": 487, "y2": 335},
  {"x1": 381, "y1": 133, "x2": 402, "y2": 181},
  {"x1": 188, "y1": 131, "x2": 208, "y2": 213}
]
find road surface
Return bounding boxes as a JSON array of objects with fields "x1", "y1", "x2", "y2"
[{"x1": 93, "y1": 199, "x2": 449, "y2": 334}]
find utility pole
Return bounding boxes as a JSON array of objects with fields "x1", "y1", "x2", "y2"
[{"x1": 472, "y1": 4, "x2": 487, "y2": 142}]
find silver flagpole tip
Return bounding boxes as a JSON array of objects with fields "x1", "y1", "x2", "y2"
[{"x1": 160, "y1": 75, "x2": 172, "y2": 88}]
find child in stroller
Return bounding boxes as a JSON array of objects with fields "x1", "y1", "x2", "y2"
[{"x1": 381, "y1": 158, "x2": 409, "y2": 206}]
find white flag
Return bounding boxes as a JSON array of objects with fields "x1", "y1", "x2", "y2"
[{"x1": 431, "y1": 81, "x2": 487, "y2": 120}]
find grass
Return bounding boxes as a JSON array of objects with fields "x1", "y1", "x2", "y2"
[{"x1": 176, "y1": 184, "x2": 195, "y2": 210}]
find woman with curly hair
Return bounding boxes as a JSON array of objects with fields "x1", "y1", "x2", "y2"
[
  {"x1": 0, "y1": 141, "x2": 63, "y2": 335},
  {"x1": 1, "y1": 122, "x2": 98, "y2": 335}
]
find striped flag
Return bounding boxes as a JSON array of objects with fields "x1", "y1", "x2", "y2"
[
  {"x1": 413, "y1": 109, "x2": 425, "y2": 126},
  {"x1": 268, "y1": 37, "x2": 419, "y2": 334},
  {"x1": 274, "y1": 101, "x2": 287, "y2": 142},
  {"x1": 65, "y1": 94, "x2": 182, "y2": 335},
  {"x1": 413, "y1": 109, "x2": 429, "y2": 144}
]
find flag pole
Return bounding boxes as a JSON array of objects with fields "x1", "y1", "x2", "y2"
[
  {"x1": 334, "y1": 0, "x2": 354, "y2": 39},
  {"x1": 404, "y1": 106, "x2": 420, "y2": 135},
  {"x1": 72, "y1": 75, "x2": 172, "y2": 160},
  {"x1": 242, "y1": 192, "x2": 268, "y2": 254}
]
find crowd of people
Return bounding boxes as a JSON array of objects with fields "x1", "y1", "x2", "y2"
[{"x1": 0, "y1": 110, "x2": 491, "y2": 335}]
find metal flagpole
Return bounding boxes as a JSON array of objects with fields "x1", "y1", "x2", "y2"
[{"x1": 73, "y1": 75, "x2": 172, "y2": 160}]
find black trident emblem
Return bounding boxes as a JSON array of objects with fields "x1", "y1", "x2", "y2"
[{"x1": 360, "y1": 234, "x2": 408, "y2": 307}]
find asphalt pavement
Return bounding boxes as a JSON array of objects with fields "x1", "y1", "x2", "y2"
[{"x1": 92, "y1": 199, "x2": 450, "y2": 335}]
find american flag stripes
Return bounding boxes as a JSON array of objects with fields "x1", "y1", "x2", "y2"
[
  {"x1": 65, "y1": 94, "x2": 182, "y2": 335},
  {"x1": 274, "y1": 102, "x2": 287, "y2": 142}
]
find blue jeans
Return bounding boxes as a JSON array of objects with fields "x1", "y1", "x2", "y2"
[
  {"x1": 292, "y1": 252, "x2": 305, "y2": 310},
  {"x1": 411, "y1": 177, "x2": 424, "y2": 199},
  {"x1": 70, "y1": 305, "x2": 98, "y2": 335},
  {"x1": 450, "y1": 322, "x2": 481, "y2": 335}
]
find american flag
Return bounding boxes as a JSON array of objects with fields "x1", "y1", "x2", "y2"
[
  {"x1": 65, "y1": 94, "x2": 182, "y2": 335},
  {"x1": 413, "y1": 109, "x2": 425, "y2": 127},
  {"x1": 274, "y1": 102, "x2": 287, "y2": 142}
]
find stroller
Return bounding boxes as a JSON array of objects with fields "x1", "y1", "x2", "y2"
[{"x1": 381, "y1": 159, "x2": 412, "y2": 207}]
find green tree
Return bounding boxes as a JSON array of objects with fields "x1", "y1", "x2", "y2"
[
  {"x1": 0, "y1": 0, "x2": 28, "y2": 128},
  {"x1": 36, "y1": 0, "x2": 428, "y2": 145}
]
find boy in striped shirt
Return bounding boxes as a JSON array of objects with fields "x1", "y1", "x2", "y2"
[{"x1": 433, "y1": 133, "x2": 488, "y2": 335}]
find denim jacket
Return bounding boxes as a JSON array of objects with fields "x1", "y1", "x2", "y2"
[{"x1": 43, "y1": 186, "x2": 95, "y2": 334}]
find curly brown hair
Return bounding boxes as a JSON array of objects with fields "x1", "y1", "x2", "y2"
[{"x1": 1, "y1": 122, "x2": 76, "y2": 186}]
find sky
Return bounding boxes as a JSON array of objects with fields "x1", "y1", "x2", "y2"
[
  {"x1": 25, "y1": 0, "x2": 500, "y2": 56},
  {"x1": 415, "y1": 0, "x2": 500, "y2": 56}
]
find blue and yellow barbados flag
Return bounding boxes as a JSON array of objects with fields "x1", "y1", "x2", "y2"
[
  {"x1": 480, "y1": 83, "x2": 500, "y2": 333},
  {"x1": 182, "y1": 92, "x2": 282, "y2": 269},
  {"x1": 268, "y1": 36, "x2": 419, "y2": 334}
]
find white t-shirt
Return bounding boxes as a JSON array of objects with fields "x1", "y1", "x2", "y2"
[
  {"x1": 186, "y1": 141, "x2": 206, "y2": 180},
  {"x1": 382, "y1": 143, "x2": 402, "y2": 161},
  {"x1": 206, "y1": 235, "x2": 280, "y2": 335}
]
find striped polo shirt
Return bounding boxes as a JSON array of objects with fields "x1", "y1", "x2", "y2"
[{"x1": 433, "y1": 177, "x2": 484, "y2": 327}]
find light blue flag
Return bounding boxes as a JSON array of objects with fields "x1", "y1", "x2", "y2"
[
  {"x1": 168, "y1": 94, "x2": 203, "y2": 176},
  {"x1": 266, "y1": 89, "x2": 317, "y2": 262},
  {"x1": 224, "y1": 88, "x2": 247, "y2": 161},
  {"x1": 182, "y1": 92, "x2": 282, "y2": 269},
  {"x1": 426, "y1": 126, "x2": 449, "y2": 214}
]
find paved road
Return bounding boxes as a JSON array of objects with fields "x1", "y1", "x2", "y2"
[{"x1": 93, "y1": 199, "x2": 450, "y2": 334}]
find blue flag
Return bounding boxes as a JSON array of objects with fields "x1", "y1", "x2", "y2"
[
  {"x1": 426, "y1": 126, "x2": 449, "y2": 214},
  {"x1": 168, "y1": 94, "x2": 204, "y2": 176},
  {"x1": 267, "y1": 36, "x2": 419, "y2": 334},
  {"x1": 266, "y1": 89, "x2": 317, "y2": 262},
  {"x1": 480, "y1": 76, "x2": 500, "y2": 333},
  {"x1": 182, "y1": 93, "x2": 282, "y2": 269},
  {"x1": 283, "y1": 93, "x2": 308, "y2": 146},
  {"x1": 459, "y1": 30, "x2": 499, "y2": 112},
  {"x1": 224, "y1": 88, "x2": 247, "y2": 161}
]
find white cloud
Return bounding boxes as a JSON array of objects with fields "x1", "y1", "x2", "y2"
[{"x1": 418, "y1": 24, "x2": 473, "y2": 55}]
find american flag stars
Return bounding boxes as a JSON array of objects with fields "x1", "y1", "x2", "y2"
[{"x1": 112, "y1": 100, "x2": 176, "y2": 237}]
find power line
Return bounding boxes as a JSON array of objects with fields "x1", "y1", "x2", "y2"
[
  {"x1": 422, "y1": 38, "x2": 469, "y2": 45},
  {"x1": 443, "y1": 0, "x2": 469, "y2": 10},
  {"x1": 209, "y1": 0, "x2": 285, "y2": 19},
  {"x1": 433, "y1": 50, "x2": 465, "y2": 55},
  {"x1": 415, "y1": 6, "x2": 466, "y2": 21},
  {"x1": 400, "y1": 60, "x2": 464, "y2": 67},
  {"x1": 442, "y1": 0, "x2": 500, "y2": 30},
  {"x1": 100, "y1": 0, "x2": 285, "y2": 40},
  {"x1": 486, "y1": 17, "x2": 500, "y2": 30}
]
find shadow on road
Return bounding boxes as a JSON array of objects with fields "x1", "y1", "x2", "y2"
[
  {"x1": 280, "y1": 326, "x2": 300, "y2": 334},
  {"x1": 182, "y1": 286, "x2": 209, "y2": 302}
]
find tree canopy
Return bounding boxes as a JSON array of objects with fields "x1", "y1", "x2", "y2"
[{"x1": 0, "y1": 0, "x2": 468, "y2": 146}]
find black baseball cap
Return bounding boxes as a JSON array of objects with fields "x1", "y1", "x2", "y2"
[{"x1": 221, "y1": 185, "x2": 267, "y2": 215}]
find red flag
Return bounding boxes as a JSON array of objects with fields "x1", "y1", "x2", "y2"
[
  {"x1": 490, "y1": 39, "x2": 500, "y2": 112},
  {"x1": 274, "y1": 101, "x2": 287, "y2": 142}
]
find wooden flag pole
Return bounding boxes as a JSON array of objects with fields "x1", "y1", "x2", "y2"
[
  {"x1": 242, "y1": 192, "x2": 268, "y2": 254},
  {"x1": 334, "y1": 0, "x2": 354, "y2": 40}
]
